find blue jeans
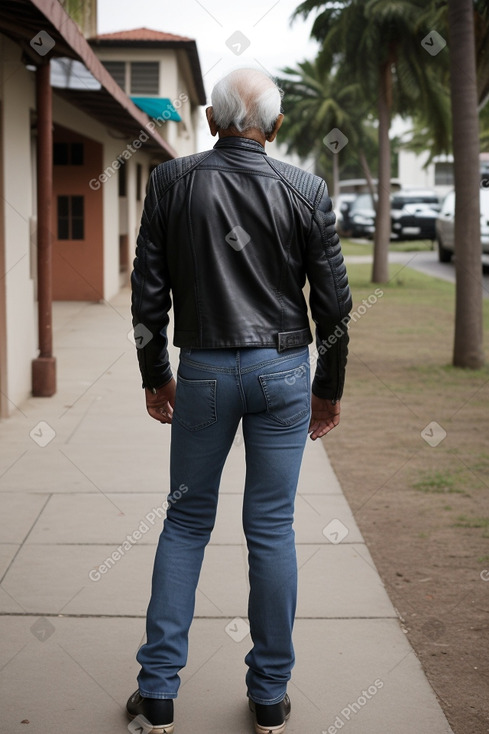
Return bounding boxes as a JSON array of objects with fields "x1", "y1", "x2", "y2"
[{"x1": 137, "y1": 346, "x2": 310, "y2": 705}]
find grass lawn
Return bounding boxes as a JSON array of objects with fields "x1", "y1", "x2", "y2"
[
  {"x1": 340, "y1": 237, "x2": 435, "y2": 257},
  {"x1": 324, "y1": 262, "x2": 489, "y2": 734}
]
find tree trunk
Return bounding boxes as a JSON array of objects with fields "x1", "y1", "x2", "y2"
[
  {"x1": 448, "y1": 0, "x2": 484, "y2": 368},
  {"x1": 359, "y1": 150, "x2": 377, "y2": 210},
  {"x1": 372, "y1": 61, "x2": 392, "y2": 283},
  {"x1": 332, "y1": 151, "x2": 340, "y2": 200}
]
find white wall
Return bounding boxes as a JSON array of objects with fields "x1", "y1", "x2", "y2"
[
  {"x1": 1, "y1": 36, "x2": 37, "y2": 414},
  {"x1": 398, "y1": 149, "x2": 453, "y2": 198},
  {"x1": 398, "y1": 149, "x2": 434, "y2": 189}
]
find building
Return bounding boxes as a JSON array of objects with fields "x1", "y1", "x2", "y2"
[
  {"x1": 397, "y1": 149, "x2": 454, "y2": 198},
  {"x1": 0, "y1": 0, "x2": 205, "y2": 416},
  {"x1": 90, "y1": 27, "x2": 205, "y2": 160}
]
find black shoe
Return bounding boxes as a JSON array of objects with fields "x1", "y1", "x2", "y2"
[
  {"x1": 126, "y1": 690, "x2": 174, "y2": 734},
  {"x1": 249, "y1": 694, "x2": 291, "y2": 734}
]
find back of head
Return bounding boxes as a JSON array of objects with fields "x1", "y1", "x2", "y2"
[{"x1": 211, "y1": 68, "x2": 282, "y2": 136}]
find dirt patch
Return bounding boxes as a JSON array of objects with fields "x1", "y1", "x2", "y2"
[{"x1": 324, "y1": 264, "x2": 489, "y2": 734}]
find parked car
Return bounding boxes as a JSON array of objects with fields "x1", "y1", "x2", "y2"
[
  {"x1": 436, "y1": 188, "x2": 489, "y2": 262},
  {"x1": 334, "y1": 193, "x2": 357, "y2": 236},
  {"x1": 349, "y1": 193, "x2": 377, "y2": 238},
  {"x1": 390, "y1": 190, "x2": 441, "y2": 240}
]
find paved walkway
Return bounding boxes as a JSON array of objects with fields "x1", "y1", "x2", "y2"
[{"x1": 0, "y1": 289, "x2": 453, "y2": 734}]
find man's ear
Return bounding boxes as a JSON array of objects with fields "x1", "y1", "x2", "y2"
[
  {"x1": 206, "y1": 106, "x2": 219, "y2": 137},
  {"x1": 266, "y1": 113, "x2": 284, "y2": 143}
]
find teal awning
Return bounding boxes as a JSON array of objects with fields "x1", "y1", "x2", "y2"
[{"x1": 130, "y1": 97, "x2": 181, "y2": 122}]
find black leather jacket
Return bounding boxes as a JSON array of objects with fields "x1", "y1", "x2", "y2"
[{"x1": 131, "y1": 137, "x2": 352, "y2": 400}]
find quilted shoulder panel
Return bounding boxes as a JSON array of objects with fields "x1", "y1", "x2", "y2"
[
  {"x1": 265, "y1": 157, "x2": 325, "y2": 207},
  {"x1": 153, "y1": 150, "x2": 214, "y2": 192}
]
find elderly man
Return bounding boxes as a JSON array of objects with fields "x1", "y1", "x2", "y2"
[{"x1": 127, "y1": 68, "x2": 352, "y2": 734}]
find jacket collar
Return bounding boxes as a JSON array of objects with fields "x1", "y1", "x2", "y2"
[{"x1": 214, "y1": 136, "x2": 267, "y2": 154}]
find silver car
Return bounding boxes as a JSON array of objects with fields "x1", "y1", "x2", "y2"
[{"x1": 436, "y1": 188, "x2": 489, "y2": 263}]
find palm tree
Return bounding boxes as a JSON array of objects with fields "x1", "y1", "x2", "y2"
[
  {"x1": 448, "y1": 0, "x2": 484, "y2": 369},
  {"x1": 293, "y1": 0, "x2": 447, "y2": 283},
  {"x1": 475, "y1": 2, "x2": 489, "y2": 109},
  {"x1": 277, "y1": 59, "x2": 377, "y2": 199}
]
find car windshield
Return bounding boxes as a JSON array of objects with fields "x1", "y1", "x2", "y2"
[
  {"x1": 442, "y1": 190, "x2": 489, "y2": 217},
  {"x1": 351, "y1": 194, "x2": 375, "y2": 211}
]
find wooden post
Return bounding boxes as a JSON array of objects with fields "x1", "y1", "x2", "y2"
[{"x1": 32, "y1": 60, "x2": 56, "y2": 396}]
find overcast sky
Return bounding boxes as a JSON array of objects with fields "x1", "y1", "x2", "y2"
[{"x1": 97, "y1": 0, "x2": 320, "y2": 150}]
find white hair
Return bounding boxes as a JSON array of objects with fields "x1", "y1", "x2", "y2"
[{"x1": 211, "y1": 68, "x2": 283, "y2": 135}]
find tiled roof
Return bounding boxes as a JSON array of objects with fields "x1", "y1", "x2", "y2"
[{"x1": 93, "y1": 27, "x2": 193, "y2": 43}]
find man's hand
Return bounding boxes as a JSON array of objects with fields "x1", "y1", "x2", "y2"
[
  {"x1": 308, "y1": 394, "x2": 340, "y2": 440},
  {"x1": 145, "y1": 378, "x2": 177, "y2": 424}
]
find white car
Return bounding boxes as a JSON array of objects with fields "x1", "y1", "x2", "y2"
[{"x1": 436, "y1": 188, "x2": 489, "y2": 263}]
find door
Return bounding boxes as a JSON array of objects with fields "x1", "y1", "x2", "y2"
[{"x1": 51, "y1": 126, "x2": 104, "y2": 300}]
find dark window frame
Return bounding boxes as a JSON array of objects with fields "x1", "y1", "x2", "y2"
[
  {"x1": 57, "y1": 195, "x2": 84, "y2": 240},
  {"x1": 53, "y1": 142, "x2": 84, "y2": 166}
]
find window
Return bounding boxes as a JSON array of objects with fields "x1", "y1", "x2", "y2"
[
  {"x1": 58, "y1": 196, "x2": 84, "y2": 240},
  {"x1": 53, "y1": 142, "x2": 84, "y2": 166},
  {"x1": 102, "y1": 61, "x2": 126, "y2": 90},
  {"x1": 102, "y1": 61, "x2": 160, "y2": 93},
  {"x1": 434, "y1": 162, "x2": 454, "y2": 187},
  {"x1": 131, "y1": 62, "x2": 159, "y2": 95},
  {"x1": 118, "y1": 164, "x2": 127, "y2": 198}
]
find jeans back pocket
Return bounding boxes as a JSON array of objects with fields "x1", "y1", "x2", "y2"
[
  {"x1": 259, "y1": 364, "x2": 310, "y2": 426},
  {"x1": 174, "y1": 375, "x2": 217, "y2": 431}
]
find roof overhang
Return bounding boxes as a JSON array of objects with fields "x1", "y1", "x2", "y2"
[{"x1": 0, "y1": 0, "x2": 177, "y2": 159}]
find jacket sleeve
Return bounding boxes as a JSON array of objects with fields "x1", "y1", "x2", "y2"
[
  {"x1": 131, "y1": 167, "x2": 173, "y2": 391},
  {"x1": 306, "y1": 182, "x2": 352, "y2": 401}
]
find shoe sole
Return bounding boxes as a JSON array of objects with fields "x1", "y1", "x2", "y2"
[
  {"x1": 253, "y1": 716, "x2": 289, "y2": 734},
  {"x1": 127, "y1": 711, "x2": 175, "y2": 734}
]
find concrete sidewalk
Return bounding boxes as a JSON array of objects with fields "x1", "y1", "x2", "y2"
[{"x1": 0, "y1": 289, "x2": 453, "y2": 734}]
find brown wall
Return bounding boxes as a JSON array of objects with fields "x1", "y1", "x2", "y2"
[{"x1": 52, "y1": 126, "x2": 104, "y2": 301}]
